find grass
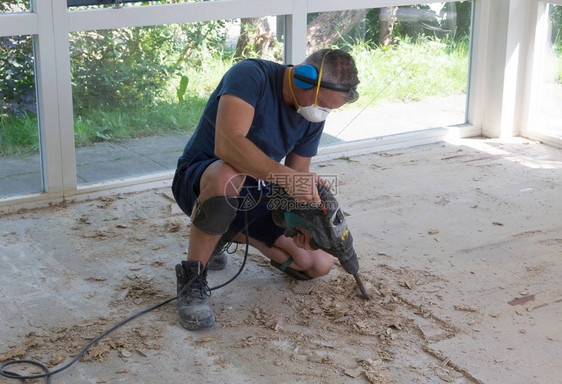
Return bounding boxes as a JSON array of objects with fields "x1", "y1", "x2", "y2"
[
  {"x1": 0, "y1": 37, "x2": 474, "y2": 156},
  {"x1": 0, "y1": 113, "x2": 39, "y2": 156},
  {"x1": 349, "y1": 36, "x2": 470, "y2": 107},
  {"x1": 73, "y1": 96, "x2": 207, "y2": 146}
]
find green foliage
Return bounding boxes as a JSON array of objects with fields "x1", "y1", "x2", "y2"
[
  {"x1": 234, "y1": 22, "x2": 284, "y2": 62},
  {"x1": 1, "y1": 2, "x2": 36, "y2": 117},
  {"x1": 0, "y1": 36, "x2": 35, "y2": 116},
  {"x1": 450, "y1": 1, "x2": 473, "y2": 41},
  {"x1": 555, "y1": 39, "x2": 562, "y2": 84},
  {"x1": 68, "y1": 17, "x2": 229, "y2": 147},
  {"x1": 364, "y1": 9, "x2": 381, "y2": 44},
  {"x1": 170, "y1": 19, "x2": 228, "y2": 68},
  {"x1": 394, "y1": 5, "x2": 437, "y2": 41},
  {"x1": 68, "y1": 10, "x2": 228, "y2": 112},
  {"x1": 70, "y1": 26, "x2": 178, "y2": 112},
  {"x1": 179, "y1": 49, "x2": 235, "y2": 98},
  {"x1": 0, "y1": 113, "x2": 38, "y2": 156},
  {"x1": 176, "y1": 75, "x2": 189, "y2": 104},
  {"x1": 0, "y1": 0, "x2": 30, "y2": 12}
]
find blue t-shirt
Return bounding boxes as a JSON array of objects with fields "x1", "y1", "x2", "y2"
[{"x1": 177, "y1": 59, "x2": 325, "y2": 168}]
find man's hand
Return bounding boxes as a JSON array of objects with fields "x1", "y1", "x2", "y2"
[
  {"x1": 283, "y1": 152, "x2": 327, "y2": 205},
  {"x1": 293, "y1": 229, "x2": 314, "y2": 250},
  {"x1": 286, "y1": 172, "x2": 321, "y2": 204}
]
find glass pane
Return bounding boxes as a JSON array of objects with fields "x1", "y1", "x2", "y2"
[
  {"x1": 306, "y1": 2, "x2": 472, "y2": 146},
  {"x1": 70, "y1": 17, "x2": 284, "y2": 185},
  {"x1": 535, "y1": 4, "x2": 562, "y2": 140},
  {"x1": 0, "y1": 0, "x2": 31, "y2": 13},
  {"x1": 0, "y1": 35, "x2": 41, "y2": 197}
]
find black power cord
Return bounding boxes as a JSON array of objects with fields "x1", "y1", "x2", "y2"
[{"x1": 0, "y1": 211, "x2": 250, "y2": 384}]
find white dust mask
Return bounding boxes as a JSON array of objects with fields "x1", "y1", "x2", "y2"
[{"x1": 297, "y1": 104, "x2": 331, "y2": 122}]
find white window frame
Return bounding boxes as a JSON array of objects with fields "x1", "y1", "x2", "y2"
[{"x1": 520, "y1": 1, "x2": 562, "y2": 148}]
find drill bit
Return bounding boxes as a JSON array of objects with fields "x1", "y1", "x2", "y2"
[{"x1": 353, "y1": 273, "x2": 372, "y2": 300}]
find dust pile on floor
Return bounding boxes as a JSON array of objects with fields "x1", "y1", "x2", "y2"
[
  {"x1": 0, "y1": 316, "x2": 161, "y2": 365},
  {"x1": 0, "y1": 193, "x2": 466, "y2": 383}
]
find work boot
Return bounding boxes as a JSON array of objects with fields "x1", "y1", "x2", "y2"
[
  {"x1": 175, "y1": 260, "x2": 215, "y2": 330},
  {"x1": 207, "y1": 228, "x2": 241, "y2": 271},
  {"x1": 207, "y1": 250, "x2": 228, "y2": 271}
]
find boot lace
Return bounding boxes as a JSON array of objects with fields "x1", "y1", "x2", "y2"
[{"x1": 179, "y1": 272, "x2": 211, "y2": 299}]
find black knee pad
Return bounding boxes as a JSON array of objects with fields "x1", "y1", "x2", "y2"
[{"x1": 192, "y1": 196, "x2": 239, "y2": 235}]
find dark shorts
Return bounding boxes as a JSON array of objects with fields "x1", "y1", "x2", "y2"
[{"x1": 172, "y1": 159, "x2": 285, "y2": 248}]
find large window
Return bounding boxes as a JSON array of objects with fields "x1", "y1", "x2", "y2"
[
  {"x1": 534, "y1": 3, "x2": 562, "y2": 140},
  {"x1": 0, "y1": 34, "x2": 41, "y2": 198},
  {"x1": 70, "y1": 17, "x2": 284, "y2": 185},
  {"x1": 309, "y1": 2, "x2": 472, "y2": 148}
]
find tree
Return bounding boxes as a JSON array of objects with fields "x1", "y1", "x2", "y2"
[
  {"x1": 379, "y1": 7, "x2": 398, "y2": 46},
  {"x1": 306, "y1": 10, "x2": 367, "y2": 53},
  {"x1": 234, "y1": 17, "x2": 274, "y2": 59},
  {"x1": 439, "y1": 1, "x2": 472, "y2": 41}
]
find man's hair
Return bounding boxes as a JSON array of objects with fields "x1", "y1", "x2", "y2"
[{"x1": 303, "y1": 49, "x2": 360, "y2": 104}]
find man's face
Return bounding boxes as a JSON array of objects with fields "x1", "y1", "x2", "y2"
[{"x1": 315, "y1": 88, "x2": 346, "y2": 110}]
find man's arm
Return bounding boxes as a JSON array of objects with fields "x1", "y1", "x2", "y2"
[
  {"x1": 284, "y1": 152, "x2": 312, "y2": 173},
  {"x1": 214, "y1": 94, "x2": 319, "y2": 203},
  {"x1": 286, "y1": 151, "x2": 331, "y2": 188}
]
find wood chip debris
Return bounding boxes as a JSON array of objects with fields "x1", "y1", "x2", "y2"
[
  {"x1": 344, "y1": 367, "x2": 364, "y2": 378},
  {"x1": 416, "y1": 320, "x2": 448, "y2": 341},
  {"x1": 337, "y1": 156, "x2": 359, "y2": 163},
  {"x1": 162, "y1": 191, "x2": 176, "y2": 202},
  {"x1": 453, "y1": 305, "x2": 477, "y2": 312},
  {"x1": 79, "y1": 215, "x2": 91, "y2": 224},
  {"x1": 164, "y1": 221, "x2": 182, "y2": 233},
  {"x1": 49, "y1": 350, "x2": 66, "y2": 366},
  {"x1": 116, "y1": 288, "x2": 130, "y2": 301},
  {"x1": 292, "y1": 280, "x2": 316, "y2": 295},
  {"x1": 85, "y1": 276, "x2": 107, "y2": 281},
  {"x1": 437, "y1": 371, "x2": 453, "y2": 382},
  {"x1": 508, "y1": 295, "x2": 535, "y2": 306},
  {"x1": 400, "y1": 280, "x2": 414, "y2": 290}
]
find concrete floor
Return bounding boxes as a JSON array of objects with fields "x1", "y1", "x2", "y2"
[{"x1": 0, "y1": 137, "x2": 561, "y2": 383}]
